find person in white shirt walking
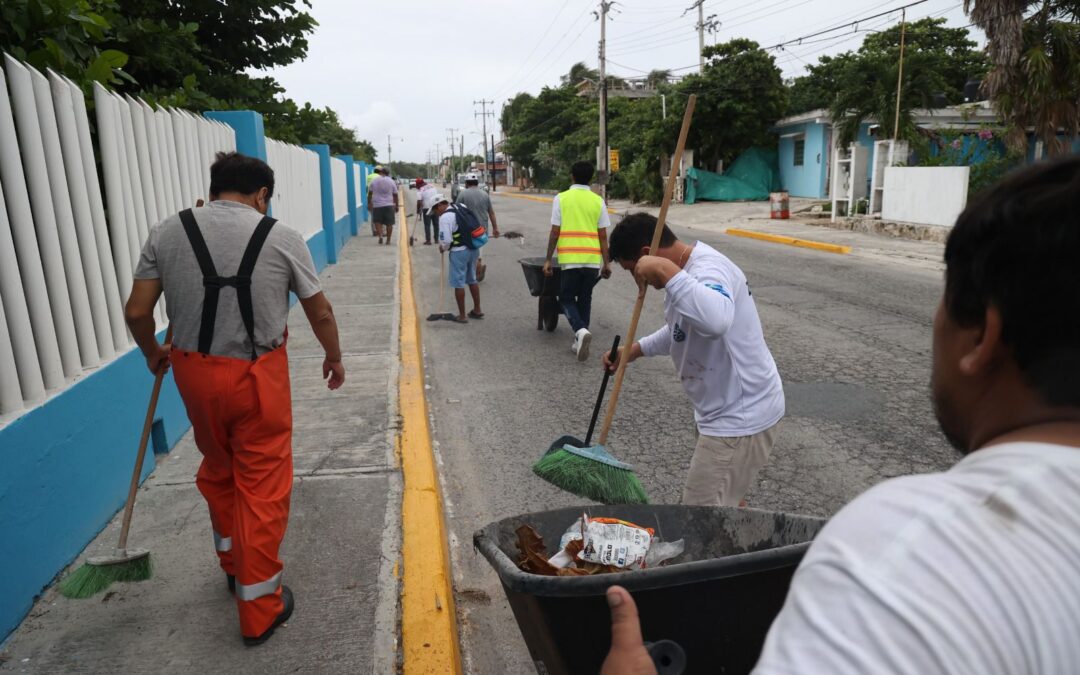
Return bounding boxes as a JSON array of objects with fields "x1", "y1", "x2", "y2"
[
  {"x1": 600, "y1": 157, "x2": 1080, "y2": 675},
  {"x1": 543, "y1": 162, "x2": 612, "y2": 361},
  {"x1": 602, "y1": 212, "x2": 784, "y2": 507},
  {"x1": 414, "y1": 178, "x2": 437, "y2": 245}
]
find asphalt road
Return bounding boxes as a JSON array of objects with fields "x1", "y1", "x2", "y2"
[{"x1": 409, "y1": 192, "x2": 958, "y2": 674}]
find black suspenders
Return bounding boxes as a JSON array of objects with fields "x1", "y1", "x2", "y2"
[{"x1": 178, "y1": 208, "x2": 277, "y2": 361}]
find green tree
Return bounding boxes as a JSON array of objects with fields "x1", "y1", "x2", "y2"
[
  {"x1": 0, "y1": 0, "x2": 131, "y2": 87},
  {"x1": 965, "y1": 0, "x2": 1080, "y2": 153},
  {"x1": 788, "y1": 18, "x2": 988, "y2": 122},
  {"x1": 561, "y1": 61, "x2": 599, "y2": 87},
  {"x1": 828, "y1": 19, "x2": 988, "y2": 146},
  {"x1": 676, "y1": 38, "x2": 788, "y2": 168}
]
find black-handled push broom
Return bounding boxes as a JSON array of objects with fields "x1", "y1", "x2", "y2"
[{"x1": 532, "y1": 95, "x2": 697, "y2": 504}]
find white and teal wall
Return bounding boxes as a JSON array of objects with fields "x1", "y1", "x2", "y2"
[
  {"x1": 0, "y1": 54, "x2": 373, "y2": 640},
  {"x1": 773, "y1": 103, "x2": 1079, "y2": 200}
]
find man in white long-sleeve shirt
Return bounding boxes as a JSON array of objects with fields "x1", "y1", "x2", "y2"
[{"x1": 602, "y1": 213, "x2": 784, "y2": 506}]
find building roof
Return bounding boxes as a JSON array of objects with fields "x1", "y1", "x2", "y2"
[{"x1": 774, "y1": 101, "x2": 999, "y2": 131}]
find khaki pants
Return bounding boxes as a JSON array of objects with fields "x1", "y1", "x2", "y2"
[{"x1": 681, "y1": 423, "x2": 779, "y2": 507}]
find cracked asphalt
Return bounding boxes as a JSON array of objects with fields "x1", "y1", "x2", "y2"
[{"x1": 410, "y1": 192, "x2": 958, "y2": 674}]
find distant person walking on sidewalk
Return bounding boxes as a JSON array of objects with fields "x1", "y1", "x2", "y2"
[
  {"x1": 415, "y1": 178, "x2": 438, "y2": 245},
  {"x1": 366, "y1": 165, "x2": 382, "y2": 236},
  {"x1": 124, "y1": 152, "x2": 345, "y2": 646},
  {"x1": 429, "y1": 191, "x2": 485, "y2": 323},
  {"x1": 367, "y1": 166, "x2": 398, "y2": 245},
  {"x1": 602, "y1": 213, "x2": 784, "y2": 507},
  {"x1": 544, "y1": 161, "x2": 612, "y2": 361},
  {"x1": 455, "y1": 174, "x2": 500, "y2": 279}
]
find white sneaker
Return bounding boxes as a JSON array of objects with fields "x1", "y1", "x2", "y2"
[{"x1": 575, "y1": 328, "x2": 592, "y2": 362}]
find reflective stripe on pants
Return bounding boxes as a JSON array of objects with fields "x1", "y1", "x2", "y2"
[{"x1": 172, "y1": 343, "x2": 293, "y2": 638}]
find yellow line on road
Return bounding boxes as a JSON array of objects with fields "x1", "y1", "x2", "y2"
[
  {"x1": 396, "y1": 203, "x2": 462, "y2": 674},
  {"x1": 726, "y1": 228, "x2": 851, "y2": 255},
  {"x1": 495, "y1": 190, "x2": 619, "y2": 214}
]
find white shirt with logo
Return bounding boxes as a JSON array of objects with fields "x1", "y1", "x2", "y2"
[
  {"x1": 754, "y1": 441, "x2": 1080, "y2": 675},
  {"x1": 638, "y1": 242, "x2": 784, "y2": 437}
]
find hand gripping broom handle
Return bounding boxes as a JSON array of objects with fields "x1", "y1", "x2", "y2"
[
  {"x1": 117, "y1": 324, "x2": 173, "y2": 552},
  {"x1": 597, "y1": 95, "x2": 696, "y2": 446}
]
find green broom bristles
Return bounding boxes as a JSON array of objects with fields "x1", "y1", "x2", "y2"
[
  {"x1": 59, "y1": 555, "x2": 153, "y2": 599},
  {"x1": 533, "y1": 450, "x2": 649, "y2": 504}
]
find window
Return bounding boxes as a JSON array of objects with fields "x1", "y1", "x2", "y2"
[{"x1": 794, "y1": 138, "x2": 805, "y2": 166}]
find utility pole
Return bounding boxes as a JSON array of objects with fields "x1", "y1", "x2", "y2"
[
  {"x1": 597, "y1": 1, "x2": 614, "y2": 200},
  {"x1": 698, "y1": 0, "x2": 705, "y2": 72},
  {"x1": 435, "y1": 142, "x2": 441, "y2": 181},
  {"x1": 460, "y1": 136, "x2": 465, "y2": 171},
  {"x1": 446, "y1": 128, "x2": 459, "y2": 178},
  {"x1": 893, "y1": 8, "x2": 907, "y2": 141},
  {"x1": 491, "y1": 133, "x2": 497, "y2": 191},
  {"x1": 386, "y1": 134, "x2": 393, "y2": 178},
  {"x1": 686, "y1": 0, "x2": 719, "y2": 72},
  {"x1": 474, "y1": 99, "x2": 495, "y2": 189}
]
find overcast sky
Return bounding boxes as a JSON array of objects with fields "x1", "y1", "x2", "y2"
[{"x1": 265, "y1": 0, "x2": 982, "y2": 164}]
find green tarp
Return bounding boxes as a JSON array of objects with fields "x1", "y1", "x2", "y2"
[{"x1": 684, "y1": 147, "x2": 782, "y2": 204}]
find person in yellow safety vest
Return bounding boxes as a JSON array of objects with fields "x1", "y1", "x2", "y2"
[{"x1": 543, "y1": 161, "x2": 612, "y2": 361}]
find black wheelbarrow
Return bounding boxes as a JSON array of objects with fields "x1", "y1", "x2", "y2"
[
  {"x1": 519, "y1": 257, "x2": 562, "y2": 332},
  {"x1": 474, "y1": 504, "x2": 827, "y2": 675},
  {"x1": 519, "y1": 257, "x2": 604, "y2": 333}
]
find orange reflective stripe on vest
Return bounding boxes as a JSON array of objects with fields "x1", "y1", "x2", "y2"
[{"x1": 557, "y1": 188, "x2": 604, "y2": 266}]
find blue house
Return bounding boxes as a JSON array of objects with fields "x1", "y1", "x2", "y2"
[{"x1": 771, "y1": 103, "x2": 1076, "y2": 199}]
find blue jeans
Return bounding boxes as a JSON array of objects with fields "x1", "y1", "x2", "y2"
[{"x1": 559, "y1": 267, "x2": 599, "y2": 333}]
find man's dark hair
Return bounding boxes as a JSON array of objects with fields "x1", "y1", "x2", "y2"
[
  {"x1": 571, "y1": 161, "x2": 594, "y2": 185},
  {"x1": 209, "y1": 152, "x2": 275, "y2": 198},
  {"x1": 945, "y1": 156, "x2": 1080, "y2": 407},
  {"x1": 465, "y1": 178, "x2": 479, "y2": 187},
  {"x1": 608, "y1": 212, "x2": 677, "y2": 263}
]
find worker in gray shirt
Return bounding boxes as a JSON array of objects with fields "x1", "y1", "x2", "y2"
[{"x1": 455, "y1": 175, "x2": 500, "y2": 281}]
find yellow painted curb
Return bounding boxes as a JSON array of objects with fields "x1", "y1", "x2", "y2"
[
  {"x1": 495, "y1": 190, "x2": 619, "y2": 215},
  {"x1": 396, "y1": 204, "x2": 463, "y2": 674},
  {"x1": 726, "y1": 228, "x2": 851, "y2": 255}
]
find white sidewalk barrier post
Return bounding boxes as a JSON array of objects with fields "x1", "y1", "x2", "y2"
[
  {"x1": 93, "y1": 83, "x2": 136, "y2": 317},
  {"x1": 127, "y1": 96, "x2": 161, "y2": 230},
  {"x1": 158, "y1": 108, "x2": 182, "y2": 215},
  {"x1": 116, "y1": 95, "x2": 162, "y2": 326},
  {"x1": 0, "y1": 175, "x2": 44, "y2": 404},
  {"x1": 196, "y1": 112, "x2": 212, "y2": 195},
  {"x1": 139, "y1": 100, "x2": 169, "y2": 224},
  {"x1": 49, "y1": 70, "x2": 113, "y2": 361},
  {"x1": 5, "y1": 55, "x2": 81, "y2": 379},
  {"x1": 171, "y1": 108, "x2": 194, "y2": 208},
  {"x1": 110, "y1": 96, "x2": 143, "y2": 301},
  {"x1": 0, "y1": 65, "x2": 59, "y2": 394},
  {"x1": 32, "y1": 68, "x2": 99, "y2": 369},
  {"x1": 164, "y1": 110, "x2": 188, "y2": 209},
  {"x1": 0, "y1": 290, "x2": 23, "y2": 414},
  {"x1": 71, "y1": 78, "x2": 127, "y2": 351}
]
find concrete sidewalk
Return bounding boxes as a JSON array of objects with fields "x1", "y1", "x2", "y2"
[{"x1": 0, "y1": 238, "x2": 403, "y2": 674}]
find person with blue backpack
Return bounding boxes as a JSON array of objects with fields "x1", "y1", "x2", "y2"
[{"x1": 427, "y1": 191, "x2": 488, "y2": 323}]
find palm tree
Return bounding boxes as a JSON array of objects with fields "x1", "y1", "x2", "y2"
[
  {"x1": 965, "y1": 1, "x2": 1080, "y2": 154},
  {"x1": 645, "y1": 69, "x2": 672, "y2": 89},
  {"x1": 561, "y1": 62, "x2": 599, "y2": 87}
]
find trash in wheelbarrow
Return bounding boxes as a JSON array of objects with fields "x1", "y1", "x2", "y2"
[
  {"x1": 518, "y1": 513, "x2": 685, "y2": 575},
  {"x1": 474, "y1": 504, "x2": 826, "y2": 675}
]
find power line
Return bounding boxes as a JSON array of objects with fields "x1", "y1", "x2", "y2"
[{"x1": 491, "y1": 0, "x2": 575, "y2": 98}]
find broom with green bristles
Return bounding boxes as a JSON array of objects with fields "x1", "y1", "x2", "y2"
[
  {"x1": 533, "y1": 95, "x2": 697, "y2": 505},
  {"x1": 60, "y1": 326, "x2": 172, "y2": 598}
]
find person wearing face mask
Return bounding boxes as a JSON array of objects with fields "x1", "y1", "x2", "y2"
[{"x1": 125, "y1": 152, "x2": 345, "y2": 646}]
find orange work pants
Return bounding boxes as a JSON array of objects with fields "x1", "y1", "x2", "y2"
[{"x1": 171, "y1": 344, "x2": 293, "y2": 638}]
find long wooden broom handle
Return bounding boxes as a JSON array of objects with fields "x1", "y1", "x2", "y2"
[
  {"x1": 117, "y1": 324, "x2": 173, "y2": 551},
  {"x1": 598, "y1": 95, "x2": 697, "y2": 446}
]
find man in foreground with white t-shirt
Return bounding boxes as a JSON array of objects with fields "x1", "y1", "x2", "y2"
[
  {"x1": 600, "y1": 157, "x2": 1080, "y2": 674},
  {"x1": 602, "y1": 213, "x2": 785, "y2": 507}
]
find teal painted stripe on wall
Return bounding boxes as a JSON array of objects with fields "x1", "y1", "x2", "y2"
[{"x1": 0, "y1": 328, "x2": 189, "y2": 640}]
